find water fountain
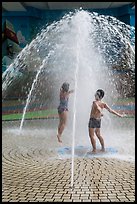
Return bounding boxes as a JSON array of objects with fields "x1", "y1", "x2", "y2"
[{"x1": 2, "y1": 10, "x2": 135, "y2": 187}]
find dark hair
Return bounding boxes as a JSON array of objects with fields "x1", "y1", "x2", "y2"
[
  {"x1": 96, "y1": 89, "x2": 105, "y2": 99},
  {"x1": 61, "y1": 82, "x2": 69, "y2": 92}
]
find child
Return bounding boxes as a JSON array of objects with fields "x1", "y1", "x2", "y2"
[
  {"x1": 88, "y1": 89, "x2": 125, "y2": 153},
  {"x1": 57, "y1": 82, "x2": 74, "y2": 143}
]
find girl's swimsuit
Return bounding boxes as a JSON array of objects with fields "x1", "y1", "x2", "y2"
[{"x1": 58, "y1": 96, "x2": 69, "y2": 114}]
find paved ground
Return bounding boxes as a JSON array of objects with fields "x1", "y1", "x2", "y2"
[{"x1": 2, "y1": 146, "x2": 135, "y2": 202}]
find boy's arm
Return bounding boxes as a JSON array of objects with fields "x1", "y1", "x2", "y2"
[{"x1": 104, "y1": 103, "x2": 124, "y2": 117}]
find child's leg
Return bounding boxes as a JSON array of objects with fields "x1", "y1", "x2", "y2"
[
  {"x1": 58, "y1": 115, "x2": 62, "y2": 135},
  {"x1": 89, "y1": 128, "x2": 96, "y2": 152},
  {"x1": 57, "y1": 114, "x2": 62, "y2": 142},
  {"x1": 57, "y1": 111, "x2": 67, "y2": 142},
  {"x1": 58, "y1": 111, "x2": 67, "y2": 135},
  {"x1": 95, "y1": 128, "x2": 105, "y2": 151}
]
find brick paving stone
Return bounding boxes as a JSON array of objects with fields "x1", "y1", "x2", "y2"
[
  {"x1": 126, "y1": 192, "x2": 135, "y2": 196},
  {"x1": 119, "y1": 199, "x2": 131, "y2": 202},
  {"x1": 72, "y1": 195, "x2": 82, "y2": 199},
  {"x1": 2, "y1": 199, "x2": 11, "y2": 202},
  {"x1": 81, "y1": 200, "x2": 91, "y2": 202},
  {"x1": 100, "y1": 199, "x2": 110, "y2": 202},
  {"x1": 45, "y1": 198, "x2": 54, "y2": 201},
  {"x1": 109, "y1": 198, "x2": 121, "y2": 202},
  {"x1": 91, "y1": 199, "x2": 101, "y2": 202},
  {"x1": 89, "y1": 195, "x2": 98, "y2": 199},
  {"x1": 2, "y1": 139, "x2": 135, "y2": 203},
  {"x1": 61, "y1": 195, "x2": 71, "y2": 199},
  {"x1": 44, "y1": 195, "x2": 53, "y2": 198},
  {"x1": 27, "y1": 198, "x2": 37, "y2": 201},
  {"x1": 54, "y1": 199, "x2": 64, "y2": 202},
  {"x1": 18, "y1": 198, "x2": 28, "y2": 201},
  {"x1": 126, "y1": 195, "x2": 135, "y2": 199},
  {"x1": 108, "y1": 195, "x2": 117, "y2": 199},
  {"x1": 80, "y1": 195, "x2": 89, "y2": 198},
  {"x1": 62, "y1": 199, "x2": 73, "y2": 202},
  {"x1": 98, "y1": 194, "x2": 108, "y2": 197}
]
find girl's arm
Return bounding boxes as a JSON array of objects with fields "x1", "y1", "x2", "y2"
[
  {"x1": 68, "y1": 90, "x2": 74, "y2": 94},
  {"x1": 61, "y1": 89, "x2": 74, "y2": 97}
]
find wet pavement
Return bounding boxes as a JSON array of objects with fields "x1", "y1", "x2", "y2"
[{"x1": 2, "y1": 144, "x2": 135, "y2": 202}]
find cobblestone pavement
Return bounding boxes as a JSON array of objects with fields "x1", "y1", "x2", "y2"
[{"x1": 2, "y1": 146, "x2": 135, "y2": 202}]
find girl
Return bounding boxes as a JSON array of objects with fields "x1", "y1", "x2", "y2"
[{"x1": 57, "y1": 82, "x2": 74, "y2": 143}]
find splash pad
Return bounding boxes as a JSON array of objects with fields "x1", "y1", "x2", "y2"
[{"x1": 2, "y1": 10, "x2": 135, "y2": 190}]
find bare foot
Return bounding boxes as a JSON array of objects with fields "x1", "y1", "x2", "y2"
[
  {"x1": 57, "y1": 134, "x2": 62, "y2": 143},
  {"x1": 91, "y1": 149, "x2": 97, "y2": 154},
  {"x1": 100, "y1": 148, "x2": 105, "y2": 152}
]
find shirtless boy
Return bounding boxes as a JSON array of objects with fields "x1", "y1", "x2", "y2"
[{"x1": 88, "y1": 89, "x2": 125, "y2": 153}]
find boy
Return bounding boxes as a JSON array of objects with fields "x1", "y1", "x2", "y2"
[{"x1": 88, "y1": 89, "x2": 125, "y2": 153}]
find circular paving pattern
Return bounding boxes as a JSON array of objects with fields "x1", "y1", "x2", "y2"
[{"x1": 2, "y1": 146, "x2": 135, "y2": 202}]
